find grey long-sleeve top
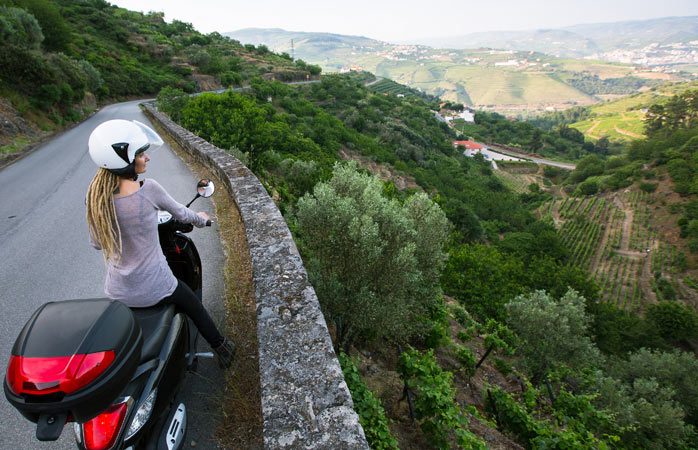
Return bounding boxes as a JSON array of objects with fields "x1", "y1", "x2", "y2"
[{"x1": 89, "y1": 178, "x2": 207, "y2": 307}]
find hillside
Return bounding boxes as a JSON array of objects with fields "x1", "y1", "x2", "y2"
[
  {"x1": 0, "y1": 0, "x2": 317, "y2": 156},
  {"x1": 567, "y1": 80, "x2": 698, "y2": 142},
  {"x1": 226, "y1": 27, "x2": 691, "y2": 116},
  {"x1": 539, "y1": 186, "x2": 697, "y2": 312}
]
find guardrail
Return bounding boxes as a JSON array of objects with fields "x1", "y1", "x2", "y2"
[{"x1": 142, "y1": 103, "x2": 368, "y2": 449}]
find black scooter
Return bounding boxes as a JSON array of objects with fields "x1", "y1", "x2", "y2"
[{"x1": 4, "y1": 179, "x2": 215, "y2": 450}]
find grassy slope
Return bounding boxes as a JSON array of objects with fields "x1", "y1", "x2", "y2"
[{"x1": 570, "y1": 80, "x2": 698, "y2": 142}]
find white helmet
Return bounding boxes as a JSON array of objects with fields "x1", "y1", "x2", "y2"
[{"x1": 88, "y1": 120, "x2": 164, "y2": 178}]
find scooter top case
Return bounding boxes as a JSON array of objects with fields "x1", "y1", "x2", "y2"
[{"x1": 5, "y1": 299, "x2": 142, "y2": 431}]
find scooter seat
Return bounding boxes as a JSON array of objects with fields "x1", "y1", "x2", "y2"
[{"x1": 131, "y1": 304, "x2": 175, "y2": 363}]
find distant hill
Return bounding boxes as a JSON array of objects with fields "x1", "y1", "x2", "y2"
[
  {"x1": 413, "y1": 16, "x2": 698, "y2": 58},
  {"x1": 226, "y1": 28, "x2": 392, "y2": 66},
  {"x1": 227, "y1": 28, "x2": 383, "y2": 52},
  {"x1": 226, "y1": 26, "x2": 692, "y2": 116},
  {"x1": 416, "y1": 29, "x2": 600, "y2": 58}
]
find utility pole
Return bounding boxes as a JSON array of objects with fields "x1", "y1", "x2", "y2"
[{"x1": 291, "y1": 39, "x2": 295, "y2": 60}]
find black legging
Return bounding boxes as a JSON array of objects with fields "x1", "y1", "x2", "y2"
[{"x1": 158, "y1": 279, "x2": 224, "y2": 348}]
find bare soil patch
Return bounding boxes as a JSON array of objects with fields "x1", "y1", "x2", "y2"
[{"x1": 339, "y1": 146, "x2": 420, "y2": 191}]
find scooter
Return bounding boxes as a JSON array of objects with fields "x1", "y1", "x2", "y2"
[{"x1": 4, "y1": 179, "x2": 215, "y2": 450}]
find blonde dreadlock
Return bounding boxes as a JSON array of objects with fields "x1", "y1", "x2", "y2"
[{"x1": 86, "y1": 168, "x2": 122, "y2": 263}]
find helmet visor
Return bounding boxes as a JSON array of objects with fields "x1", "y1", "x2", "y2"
[{"x1": 132, "y1": 120, "x2": 164, "y2": 153}]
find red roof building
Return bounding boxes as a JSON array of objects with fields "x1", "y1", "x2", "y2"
[{"x1": 452, "y1": 140, "x2": 483, "y2": 150}]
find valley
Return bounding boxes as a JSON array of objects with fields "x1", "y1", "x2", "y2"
[{"x1": 227, "y1": 19, "x2": 697, "y2": 118}]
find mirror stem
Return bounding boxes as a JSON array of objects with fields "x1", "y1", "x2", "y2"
[{"x1": 186, "y1": 194, "x2": 201, "y2": 208}]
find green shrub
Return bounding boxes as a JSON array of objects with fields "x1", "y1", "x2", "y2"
[
  {"x1": 455, "y1": 346, "x2": 477, "y2": 376},
  {"x1": 457, "y1": 330, "x2": 471, "y2": 343},
  {"x1": 639, "y1": 181, "x2": 658, "y2": 193},
  {"x1": 338, "y1": 353, "x2": 398, "y2": 450},
  {"x1": 399, "y1": 348, "x2": 486, "y2": 449},
  {"x1": 33, "y1": 84, "x2": 60, "y2": 109},
  {"x1": 0, "y1": 6, "x2": 44, "y2": 48}
]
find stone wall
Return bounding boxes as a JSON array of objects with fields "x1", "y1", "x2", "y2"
[{"x1": 143, "y1": 104, "x2": 368, "y2": 449}]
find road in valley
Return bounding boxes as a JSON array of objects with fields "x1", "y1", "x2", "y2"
[
  {"x1": 483, "y1": 143, "x2": 577, "y2": 170},
  {"x1": 0, "y1": 100, "x2": 228, "y2": 449}
]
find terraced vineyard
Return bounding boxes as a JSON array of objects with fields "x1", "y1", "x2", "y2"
[
  {"x1": 368, "y1": 78, "x2": 438, "y2": 101},
  {"x1": 569, "y1": 80, "x2": 698, "y2": 143},
  {"x1": 540, "y1": 190, "x2": 696, "y2": 312}
]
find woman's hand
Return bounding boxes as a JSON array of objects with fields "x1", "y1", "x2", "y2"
[{"x1": 198, "y1": 212, "x2": 210, "y2": 222}]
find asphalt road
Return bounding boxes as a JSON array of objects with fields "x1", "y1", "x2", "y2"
[{"x1": 0, "y1": 101, "x2": 228, "y2": 449}]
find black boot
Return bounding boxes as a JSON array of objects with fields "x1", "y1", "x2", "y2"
[{"x1": 213, "y1": 338, "x2": 236, "y2": 369}]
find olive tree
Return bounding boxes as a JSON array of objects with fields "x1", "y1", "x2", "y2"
[
  {"x1": 594, "y1": 374, "x2": 695, "y2": 449},
  {"x1": 505, "y1": 289, "x2": 600, "y2": 384},
  {"x1": 296, "y1": 162, "x2": 450, "y2": 347},
  {"x1": 613, "y1": 348, "x2": 698, "y2": 427}
]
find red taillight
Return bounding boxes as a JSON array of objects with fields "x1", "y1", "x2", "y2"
[
  {"x1": 83, "y1": 402, "x2": 128, "y2": 450},
  {"x1": 6, "y1": 351, "x2": 115, "y2": 396}
]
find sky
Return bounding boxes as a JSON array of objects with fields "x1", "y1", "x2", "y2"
[{"x1": 110, "y1": 0, "x2": 698, "y2": 43}]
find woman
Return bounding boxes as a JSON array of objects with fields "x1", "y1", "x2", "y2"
[{"x1": 85, "y1": 119, "x2": 235, "y2": 369}]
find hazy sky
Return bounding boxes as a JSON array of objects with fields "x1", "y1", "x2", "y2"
[{"x1": 110, "y1": 0, "x2": 698, "y2": 42}]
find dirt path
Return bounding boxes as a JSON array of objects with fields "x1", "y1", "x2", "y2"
[
  {"x1": 365, "y1": 76, "x2": 384, "y2": 86},
  {"x1": 615, "y1": 249, "x2": 647, "y2": 259},
  {"x1": 590, "y1": 220, "x2": 611, "y2": 275},
  {"x1": 641, "y1": 239, "x2": 661, "y2": 305},
  {"x1": 614, "y1": 125, "x2": 643, "y2": 139},
  {"x1": 618, "y1": 199, "x2": 633, "y2": 252},
  {"x1": 586, "y1": 120, "x2": 602, "y2": 139}
]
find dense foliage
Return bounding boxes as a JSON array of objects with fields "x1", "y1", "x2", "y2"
[
  {"x1": 486, "y1": 385, "x2": 622, "y2": 449},
  {"x1": 5, "y1": 1, "x2": 698, "y2": 447},
  {"x1": 567, "y1": 73, "x2": 662, "y2": 96},
  {"x1": 505, "y1": 289, "x2": 600, "y2": 384},
  {"x1": 0, "y1": 0, "x2": 317, "y2": 127},
  {"x1": 296, "y1": 163, "x2": 450, "y2": 347}
]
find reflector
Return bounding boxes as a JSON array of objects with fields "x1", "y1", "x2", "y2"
[
  {"x1": 6, "y1": 351, "x2": 115, "y2": 396},
  {"x1": 83, "y1": 402, "x2": 128, "y2": 450}
]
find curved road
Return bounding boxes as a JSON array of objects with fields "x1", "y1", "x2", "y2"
[{"x1": 0, "y1": 101, "x2": 228, "y2": 449}]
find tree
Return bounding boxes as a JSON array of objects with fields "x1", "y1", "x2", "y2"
[
  {"x1": 578, "y1": 179, "x2": 599, "y2": 195},
  {"x1": 568, "y1": 154, "x2": 605, "y2": 184},
  {"x1": 11, "y1": 0, "x2": 70, "y2": 51},
  {"x1": 595, "y1": 136, "x2": 610, "y2": 155},
  {"x1": 592, "y1": 348, "x2": 698, "y2": 448},
  {"x1": 614, "y1": 348, "x2": 698, "y2": 427},
  {"x1": 179, "y1": 91, "x2": 272, "y2": 170},
  {"x1": 156, "y1": 86, "x2": 189, "y2": 122},
  {"x1": 442, "y1": 199, "x2": 483, "y2": 242},
  {"x1": 505, "y1": 289, "x2": 600, "y2": 384},
  {"x1": 296, "y1": 162, "x2": 450, "y2": 347},
  {"x1": 593, "y1": 375, "x2": 694, "y2": 449},
  {"x1": 442, "y1": 244, "x2": 526, "y2": 321},
  {"x1": 646, "y1": 301, "x2": 698, "y2": 343},
  {"x1": 0, "y1": 6, "x2": 43, "y2": 48}
]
